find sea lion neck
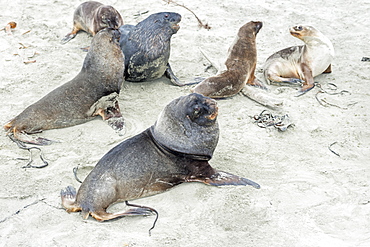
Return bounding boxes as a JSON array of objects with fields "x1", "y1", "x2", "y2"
[
  {"x1": 82, "y1": 30, "x2": 124, "y2": 89},
  {"x1": 147, "y1": 128, "x2": 212, "y2": 161}
]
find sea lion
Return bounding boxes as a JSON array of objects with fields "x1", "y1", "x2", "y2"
[
  {"x1": 4, "y1": 28, "x2": 125, "y2": 145},
  {"x1": 192, "y1": 21, "x2": 265, "y2": 98},
  {"x1": 119, "y1": 12, "x2": 187, "y2": 86},
  {"x1": 263, "y1": 25, "x2": 335, "y2": 95},
  {"x1": 61, "y1": 93, "x2": 260, "y2": 223},
  {"x1": 61, "y1": 1, "x2": 123, "y2": 44}
]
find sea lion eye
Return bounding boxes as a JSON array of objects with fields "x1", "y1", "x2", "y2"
[{"x1": 192, "y1": 105, "x2": 201, "y2": 118}]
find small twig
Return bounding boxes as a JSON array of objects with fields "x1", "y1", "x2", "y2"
[
  {"x1": 125, "y1": 201, "x2": 159, "y2": 236},
  {"x1": 163, "y1": 0, "x2": 211, "y2": 30},
  {"x1": 0, "y1": 199, "x2": 44, "y2": 223},
  {"x1": 18, "y1": 43, "x2": 28, "y2": 49},
  {"x1": 328, "y1": 142, "x2": 340, "y2": 157},
  {"x1": 22, "y1": 30, "x2": 31, "y2": 35}
]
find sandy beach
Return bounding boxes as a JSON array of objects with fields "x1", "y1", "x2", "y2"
[{"x1": 0, "y1": 0, "x2": 369, "y2": 246}]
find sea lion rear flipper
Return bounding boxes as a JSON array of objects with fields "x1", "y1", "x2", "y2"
[
  {"x1": 187, "y1": 170, "x2": 260, "y2": 189},
  {"x1": 80, "y1": 46, "x2": 90, "y2": 52},
  {"x1": 10, "y1": 130, "x2": 54, "y2": 146},
  {"x1": 90, "y1": 206, "x2": 156, "y2": 221},
  {"x1": 61, "y1": 186, "x2": 82, "y2": 213},
  {"x1": 267, "y1": 73, "x2": 305, "y2": 86}
]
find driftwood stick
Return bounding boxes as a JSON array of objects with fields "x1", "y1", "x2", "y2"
[{"x1": 163, "y1": 0, "x2": 211, "y2": 29}]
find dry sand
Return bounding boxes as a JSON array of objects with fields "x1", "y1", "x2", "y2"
[{"x1": 0, "y1": 0, "x2": 369, "y2": 246}]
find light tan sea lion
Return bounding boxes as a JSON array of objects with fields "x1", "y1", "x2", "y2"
[
  {"x1": 61, "y1": 93, "x2": 260, "y2": 224},
  {"x1": 263, "y1": 25, "x2": 335, "y2": 95},
  {"x1": 61, "y1": 1, "x2": 123, "y2": 44},
  {"x1": 191, "y1": 21, "x2": 264, "y2": 98},
  {"x1": 4, "y1": 28, "x2": 125, "y2": 145}
]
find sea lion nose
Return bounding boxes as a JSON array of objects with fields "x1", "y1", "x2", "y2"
[{"x1": 204, "y1": 98, "x2": 218, "y2": 117}]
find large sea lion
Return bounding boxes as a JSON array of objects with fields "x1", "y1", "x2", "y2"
[
  {"x1": 4, "y1": 28, "x2": 125, "y2": 145},
  {"x1": 61, "y1": 1, "x2": 123, "y2": 44},
  {"x1": 192, "y1": 21, "x2": 264, "y2": 98},
  {"x1": 119, "y1": 12, "x2": 188, "y2": 86},
  {"x1": 61, "y1": 93, "x2": 260, "y2": 223},
  {"x1": 263, "y1": 25, "x2": 335, "y2": 95}
]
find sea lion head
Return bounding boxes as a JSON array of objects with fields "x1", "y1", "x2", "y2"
[
  {"x1": 151, "y1": 93, "x2": 219, "y2": 160},
  {"x1": 139, "y1": 12, "x2": 181, "y2": 35},
  {"x1": 289, "y1": 25, "x2": 319, "y2": 41},
  {"x1": 240, "y1": 21, "x2": 263, "y2": 36},
  {"x1": 88, "y1": 28, "x2": 121, "y2": 56},
  {"x1": 98, "y1": 5, "x2": 123, "y2": 30}
]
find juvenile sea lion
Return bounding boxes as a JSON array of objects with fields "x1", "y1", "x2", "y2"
[
  {"x1": 192, "y1": 21, "x2": 264, "y2": 98},
  {"x1": 61, "y1": 1, "x2": 123, "y2": 44},
  {"x1": 4, "y1": 28, "x2": 125, "y2": 145},
  {"x1": 61, "y1": 93, "x2": 260, "y2": 223},
  {"x1": 119, "y1": 12, "x2": 187, "y2": 86},
  {"x1": 263, "y1": 25, "x2": 335, "y2": 95}
]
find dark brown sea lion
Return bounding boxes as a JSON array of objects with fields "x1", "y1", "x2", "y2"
[
  {"x1": 119, "y1": 12, "x2": 188, "y2": 86},
  {"x1": 61, "y1": 93, "x2": 260, "y2": 223},
  {"x1": 61, "y1": 1, "x2": 123, "y2": 44},
  {"x1": 263, "y1": 25, "x2": 335, "y2": 95},
  {"x1": 192, "y1": 21, "x2": 264, "y2": 98},
  {"x1": 4, "y1": 28, "x2": 125, "y2": 145}
]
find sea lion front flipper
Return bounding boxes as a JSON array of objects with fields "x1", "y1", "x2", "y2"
[
  {"x1": 165, "y1": 63, "x2": 197, "y2": 86},
  {"x1": 88, "y1": 92, "x2": 125, "y2": 132},
  {"x1": 164, "y1": 63, "x2": 183, "y2": 86},
  {"x1": 296, "y1": 63, "x2": 315, "y2": 96},
  {"x1": 187, "y1": 170, "x2": 260, "y2": 189}
]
